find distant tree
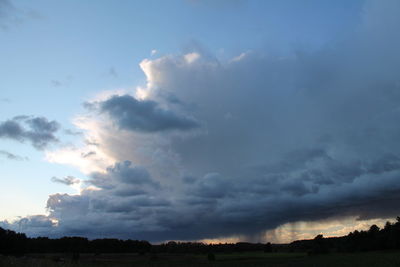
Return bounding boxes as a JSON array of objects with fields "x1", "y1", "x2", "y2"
[
  {"x1": 384, "y1": 221, "x2": 392, "y2": 230},
  {"x1": 264, "y1": 242, "x2": 272, "y2": 253},
  {"x1": 311, "y1": 234, "x2": 328, "y2": 254},
  {"x1": 368, "y1": 225, "x2": 380, "y2": 235}
]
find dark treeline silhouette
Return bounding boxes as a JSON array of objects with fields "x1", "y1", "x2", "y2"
[
  {"x1": 0, "y1": 228, "x2": 151, "y2": 256},
  {"x1": 1, "y1": 217, "x2": 400, "y2": 256},
  {"x1": 290, "y1": 217, "x2": 400, "y2": 254},
  {"x1": 0, "y1": 227, "x2": 271, "y2": 256}
]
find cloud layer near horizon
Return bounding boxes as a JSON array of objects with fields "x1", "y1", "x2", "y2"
[{"x1": 3, "y1": 0, "x2": 400, "y2": 243}]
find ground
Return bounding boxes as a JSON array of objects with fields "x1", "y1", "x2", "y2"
[{"x1": 1, "y1": 251, "x2": 400, "y2": 266}]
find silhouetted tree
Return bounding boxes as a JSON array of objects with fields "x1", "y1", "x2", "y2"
[
  {"x1": 311, "y1": 234, "x2": 328, "y2": 254},
  {"x1": 264, "y1": 242, "x2": 272, "y2": 253}
]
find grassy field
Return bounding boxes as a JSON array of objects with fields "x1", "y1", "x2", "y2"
[{"x1": 1, "y1": 251, "x2": 400, "y2": 267}]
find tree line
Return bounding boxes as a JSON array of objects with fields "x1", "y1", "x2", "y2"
[
  {"x1": 1, "y1": 217, "x2": 400, "y2": 256},
  {"x1": 0, "y1": 227, "x2": 272, "y2": 256},
  {"x1": 0, "y1": 228, "x2": 151, "y2": 255},
  {"x1": 290, "y1": 217, "x2": 400, "y2": 253}
]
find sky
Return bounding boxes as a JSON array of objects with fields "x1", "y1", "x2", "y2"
[{"x1": 1, "y1": 0, "x2": 400, "y2": 243}]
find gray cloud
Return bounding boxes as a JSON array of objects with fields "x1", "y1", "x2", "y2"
[
  {"x1": 51, "y1": 80, "x2": 62, "y2": 87},
  {"x1": 89, "y1": 161, "x2": 160, "y2": 190},
  {"x1": 109, "y1": 67, "x2": 118, "y2": 78},
  {"x1": 0, "y1": 150, "x2": 27, "y2": 161},
  {"x1": 0, "y1": 215, "x2": 56, "y2": 237},
  {"x1": 50, "y1": 76, "x2": 72, "y2": 87},
  {"x1": 0, "y1": 116, "x2": 60, "y2": 149},
  {"x1": 0, "y1": 0, "x2": 39, "y2": 30},
  {"x1": 51, "y1": 176, "x2": 80, "y2": 186},
  {"x1": 7, "y1": 152, "x2": 400, "y2": 241},
  {"x1": 64, "y1": 129, "x2": 83, "y2": 136},
  {"x1": 97, "y1": 94, "x2": 200, "y2": 133},
  {"x1": 81, "y1": 151, "x2": 96, "y2": 158}
]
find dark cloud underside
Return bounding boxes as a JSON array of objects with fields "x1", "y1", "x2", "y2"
[{"x1": 99, "y1": 95, "x2": 199, "y2": 133}]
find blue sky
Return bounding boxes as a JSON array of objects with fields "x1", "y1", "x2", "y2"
[{"x1": 1, "y1": 0, "x2": 399, "y2": 243}]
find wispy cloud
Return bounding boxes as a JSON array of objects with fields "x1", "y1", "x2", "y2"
[
  {"x1": 0, "y1": 150, "x2": 28, "y2": 161},
  {"x1": 51, "y1": 176, "x2": 80, "y2": 186},
  {"x1": 0, "y1": 0, "x2": 41, "y2": 30}
]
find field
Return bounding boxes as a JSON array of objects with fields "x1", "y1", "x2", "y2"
[{"x1": 1, "y1": 251, "x2": 400, "y2": 267}]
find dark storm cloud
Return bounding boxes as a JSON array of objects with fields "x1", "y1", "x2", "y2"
[
  {"x1": 98, "y1": 94, "x2": 199, "y2": 133},
  {"x1": 89, "y1": 161, "x2": 160, "y2": 189},
  {"x1": 0, "y1": 150, "x2": 27, "y2": 161},
  {"x1": 0, "y1": 116, "x2": 60, "y2": 149},
  {"x1": 7, "y1": 153, "x2": 400, "y2": 241},
  {"x1": 189, "y1": 173, "x2": 231, "y2": 198},
  {"x1": 20, "y1": 162, "x2": 169, "y2": 238}
]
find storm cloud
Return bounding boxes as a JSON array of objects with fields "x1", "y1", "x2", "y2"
[
  {"x1": 97, "y1": 94, "x2": 199, "y2": 133},
  {"x1": 0, "y1": 116, "x2": 60, "y2": 149},
  {"x1": 4, "y1": 0, "x2": 400, "y2": 242}
]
